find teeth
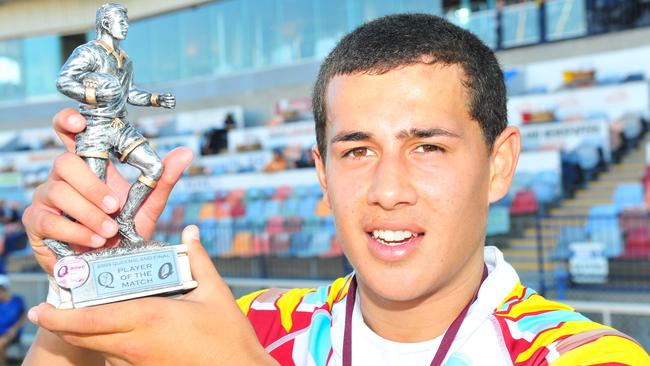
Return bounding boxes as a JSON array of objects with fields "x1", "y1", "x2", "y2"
[{"x1": 371, "y1": 229, "x2": 417, "y2": 244}]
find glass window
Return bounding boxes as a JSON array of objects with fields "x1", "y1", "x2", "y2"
[
  {"x1": 501, "y1": 1, "x2": 541, "y2": 48},
  {"x1": 0, "y1": 39, "x2": 24, "y2": 102},
  {"x1": 124, "y1": 19, "x2": 155, "y2": 84},
  {"x1": 545, "y1": 0, "x2": 587, "y2": 41},
  {"x1": 23, "y1": 35, "x2": 61, "y2": 98},
  {"x1": 313, "y1": 0, "x2": 349, "y2": 58}
]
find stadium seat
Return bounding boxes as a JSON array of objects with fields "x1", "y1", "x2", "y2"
[
  {"x1": 290, "y1": 231, "x2": 314, "y2": 257},
  {"x1": 486, "y1": 206, "x2": 510, "y2": 236},
  {"x1": 231, "y1": 231, "x2": 254, "y2": 257},
  {"x1": 314, "y1": 199, "x2": 332, "y2": 217},
  {"x1": 292, "y1": 185, "x2": 310, "y2": 198},
  {"x1": 552, "y1": 226, "x2": 588, "y2": 261},
  {"x1": 509, "y1": 190, "x2": 538, "y2": 215},
  {"x1": 298, "y1": 196, "x2": 319, "y2": 217},
  {"x1": 230, "y1": 200, "x2": 246, "y2": 218},
  {"x1": 267, "y1": 216, "x2": 285, "y2": 235},
  {"x1": 284, "y1": 216, "x2": 303, "y2": 233},
  {"x1": 226, "y1": 188, "x2": 246, "y2": 203},
  {"x1": 183, "y1": 202, "x2": 202, "y2": 224},
  {"x1": 245, "y1": 199, "x2": 264, "y2": 220},
  {"x1": 263, "y1": 200, "x2": 281, "y2": 219},
  {"x1": 613, "y1": 183, "x2": 644, "y2": 212},
  {"x1": 198, "y1": 202, "x2": 216, "y2": 222},
  {"x1": 202, "y1": 218, "x2": 233, "y2": 256},
  {"x1": 281, "y1": 197, "x2": 301, "y2": 217},
  {"x1": 619, "y1": 207, "x2": 650, "y2": 233},
  {"x1": 585, "y1": 204, "x2": 618, "y2": 235},
  {"x1": 622, "y1": 227, "x2": 650, "y2": 259},
  {"x1": 273, "y1": 186, "x2": 292, "y2": 201}
]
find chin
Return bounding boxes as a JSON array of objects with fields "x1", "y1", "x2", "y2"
[{"x1": 357, "y1": 265, "x2": 437, "y2": 304}]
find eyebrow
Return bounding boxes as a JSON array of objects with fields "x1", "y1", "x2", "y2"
[
  {"x1": 397, "y1": 128, "x2": 461, "y2": 139},
  {"x1": 330, "y1": 131, "x2": 373, "y2": 144},
  {"x1": 330, "y1": 127, "x2": 460, "y2": 145}
]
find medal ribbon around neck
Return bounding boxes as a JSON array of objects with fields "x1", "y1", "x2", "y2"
[{"x1": 342, "y1": 264, "x2": 488, "y2": 366}]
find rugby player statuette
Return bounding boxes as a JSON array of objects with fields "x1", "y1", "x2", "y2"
[{"x1": 45, "y1": 3, "x2": 197, "y2": 308}]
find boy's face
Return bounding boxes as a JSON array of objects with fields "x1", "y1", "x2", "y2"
[{"x1": 314, "y1": 63, "x2": 517, "y2": 303}]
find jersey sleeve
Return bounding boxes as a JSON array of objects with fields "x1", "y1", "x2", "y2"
[
  {"x1": 549, "y1": 330, "x2": 650, "y2": 365},
  {"x1": 494, "y1": 283, "x2": 650, "y2": 366}
]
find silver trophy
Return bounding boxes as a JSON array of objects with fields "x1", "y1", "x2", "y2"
[{"x1": 45, "y1": 3, "x2": 196, "y2": 308}]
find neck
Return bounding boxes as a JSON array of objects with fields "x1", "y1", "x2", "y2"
[
  {"x1": 98, "y1": 33, "x2": 119, "y2": 50},
  {"x1": 357, "y1": 249, "x2": 485, "y2": 342}
]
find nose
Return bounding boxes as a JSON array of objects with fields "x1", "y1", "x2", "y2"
[{"x1": 367, "y1": 154, "x2": 417, "y2": 210}]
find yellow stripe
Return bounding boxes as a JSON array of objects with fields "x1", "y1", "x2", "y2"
[
  {"x1": 503, "y1": 282, "x2": 527, "y2": 302},
  {"x1": 502, "y1": 294, "x2": 575, "y2": 319},
  {"x1": 516, "y1": 321, "x2": 611, "y2": 363},
  {"x1": 276, "y1": 288, "x2": 316, "y2": 333},
  {"x1": 327, "y1": 276, "x2": 352, "y2": 310},
  {"x1": 550, "y1": 335, "x2": 650, "y2": 365},
  {"x1": 236, "y1": 289, "x2": 267, "y2": 316}
]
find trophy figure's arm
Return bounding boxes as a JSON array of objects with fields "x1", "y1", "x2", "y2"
[
  {"x1": 56, "y1": 47, "x2": 96, "y2": 103},
  {"x1": 128, "y1": 77, "x2": 175, "y2": 109},
  {"x1": 127, "y1": 82, "x2": 157, "y2": 107}
]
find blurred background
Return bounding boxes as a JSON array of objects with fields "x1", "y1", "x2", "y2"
[{"x1": 1, "y1": 0, "x2": 650, "y2": 362}]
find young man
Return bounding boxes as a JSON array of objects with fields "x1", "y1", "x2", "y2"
[{"x1": 22, "y1": 14, "x2": 650, "y2": 365}]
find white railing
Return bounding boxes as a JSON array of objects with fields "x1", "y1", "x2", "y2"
[{"x1": 565, "y1": 300, "x2": 650, "y2": 327}]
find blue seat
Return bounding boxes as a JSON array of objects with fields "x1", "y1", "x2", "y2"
[
  {"x1": 290, "y1": 231, "x2": 314, "y2": 257},
  {"x1": 531, "y1": 181, "x2": 558, "y2": 205},
  {"x1": 281, "y1": 197, "x2": 300, "y2": 217},
  {"x1": 298, "y1": 197, "x2": 319, "y2": 217},
  {"x1": 245, "y1": 199, "x2": 264, "y2": 220},
  {"x1": 613, "y1": 183, "x2": 644, "y2": 212},
  {"x1": 585, "y1": 205, "x2": 618, "y2": 235},
  {"x1": 590, "y1": 227, "x2": 623, "y2": 257},
  {"x1": 183, "y1": 202, "x2": 202, "y2": 224},
  {"x1": 486, "y1": 206, "x2": 510, "y2": 236},
  {"x1": 584, "y1": 205, "x2": 622, "y2": 257},
  {"x1": 201, "y1": 218, "x2": 233, "y2": 256},
  {"x1": 263, "y1": 200, "x2": 281, "y2": 219},
  {"x1": 552, "y1": 226, "x2": 587, "y2": 260},
  {"x1": 292, "y1": 185, "x2": 310, "y2": 198}
]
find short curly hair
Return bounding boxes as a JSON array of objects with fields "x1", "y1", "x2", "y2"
[{"x1": 313, "y1": 13, "x2": 507, "y2": 160}]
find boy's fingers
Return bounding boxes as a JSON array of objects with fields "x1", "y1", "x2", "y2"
[
  {"x1": 52, "y1": 109, "x2": 86, "y2": 153},
  {"x1": 30, "y1": 302, "x2": 134, "y2": 334}
]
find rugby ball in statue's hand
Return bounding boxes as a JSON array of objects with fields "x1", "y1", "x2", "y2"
[{"x1": 83, "y1": 72, "x2": 120, "y2": 103}]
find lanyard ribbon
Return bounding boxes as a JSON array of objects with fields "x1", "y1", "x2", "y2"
[{"x1": 342, "y1": 264, "x2": 488, "y2": 366}]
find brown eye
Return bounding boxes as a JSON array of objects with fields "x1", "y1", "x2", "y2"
[
  {"x1": 415, "y1": 144, "x2": 444, "y2": 153},
  {"x1": 344, "y1": 147, "x2": 375, "y2": 159},
  {"x1": 352, "y1": 148, "x2": 366, "y2": 158}
]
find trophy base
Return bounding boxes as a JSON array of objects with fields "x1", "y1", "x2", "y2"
[{"x1": 47, "y1": 242, "x2": 197, "y2": 309}]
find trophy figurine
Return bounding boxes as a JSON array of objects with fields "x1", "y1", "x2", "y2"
[{"x1": 44, "y1": 3, "x2": 197, "y2": 308}]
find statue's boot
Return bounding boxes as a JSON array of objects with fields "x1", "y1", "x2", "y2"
[{"x1": 116, "y1": 181, "x2": 152, "y2": 246}]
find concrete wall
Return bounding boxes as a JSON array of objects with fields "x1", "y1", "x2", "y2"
[{"x1": 0, "y1": 0, "x2": 216, "y2": 40}]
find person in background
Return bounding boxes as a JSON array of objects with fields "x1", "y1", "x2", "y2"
[
  {"x1": 264, "y1": 149, "x2": 288, "y2": 172},
  {"x1": 0, "y1": 275, "x2": 25, "y2": 366}
]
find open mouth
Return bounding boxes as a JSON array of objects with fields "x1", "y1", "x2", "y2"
[{"x1": 368, "y1": 229, "x2": 423, "y2": 246}]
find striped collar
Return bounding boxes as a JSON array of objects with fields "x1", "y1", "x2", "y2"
[{"x1": 95, "y1": 39, "x2": 127, "y2": 69}]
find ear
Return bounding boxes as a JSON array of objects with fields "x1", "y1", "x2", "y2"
[
  {"x1": 102, "y1": 19, "x2": 110, "y2": 31},
  {"x1": 312, "y1": 145, "x2": 331, "y2": 209},
  {"x1": 488, "y1": 126, "x2": 521, "y2": 203}
]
